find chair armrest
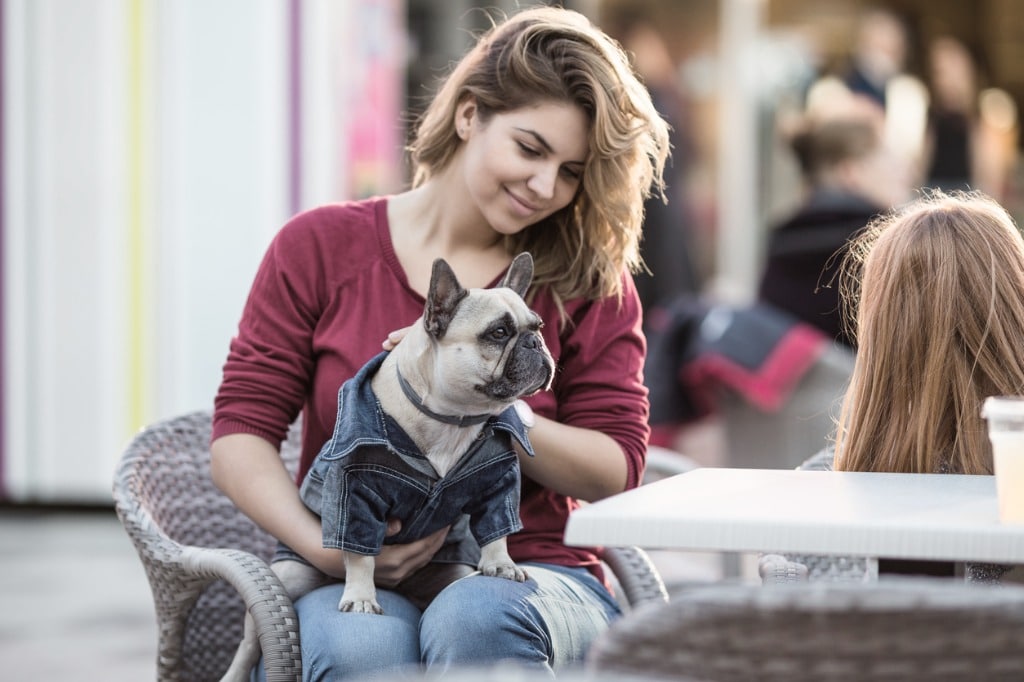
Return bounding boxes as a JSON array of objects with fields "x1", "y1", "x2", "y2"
[
  {"x1": 758, "y1": 554, "x2": 809, "y2": 584},
  {"x1": 603, "y1": 546, "x2": 670, "y2": 607},
  {"x1": 759, "y1": 553, "x2": 878, "y2": 585},
  {"x1": 180, "y1": 546, "x2": 301, "y2": 681},
  {"x1": 116, "y1": 504, "x2": 302, "y2": 680}
]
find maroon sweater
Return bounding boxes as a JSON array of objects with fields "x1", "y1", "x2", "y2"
[{"x1": 212, "y1": 198, "x2": 650, "y2": 578}]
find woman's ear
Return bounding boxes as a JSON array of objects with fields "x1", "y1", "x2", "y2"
[{"x1": 455, "y1": 98, "x2": 477, "y2": 140}]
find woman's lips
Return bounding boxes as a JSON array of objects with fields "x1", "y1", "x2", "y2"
[{"x1": 506, "y1": 189, "x2": 539, "y2": 216}]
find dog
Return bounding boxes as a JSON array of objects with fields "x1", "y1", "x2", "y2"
[{"x1": 222, "y1": 252, "x2": 553, "y2": 681}]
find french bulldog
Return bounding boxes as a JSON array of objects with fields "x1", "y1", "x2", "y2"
[{"x1": 223, "y1": 252, "x2": 553, "y2": 681}]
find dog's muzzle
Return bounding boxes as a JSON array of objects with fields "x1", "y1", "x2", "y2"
[
  {"x1": 481, "y1": 333, "x2": 554, "y2": 400},
  {"x1": 506, "y1": 333, "x2": 554, "y2": 394}
]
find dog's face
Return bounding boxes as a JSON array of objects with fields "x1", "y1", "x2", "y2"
[{"x1": 417, "y1": 252, "x2": 554, "y2": 411}]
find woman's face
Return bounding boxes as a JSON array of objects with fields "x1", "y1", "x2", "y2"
[{"x1": 457, "y1": 100, "x2": 589, "y2": 235}]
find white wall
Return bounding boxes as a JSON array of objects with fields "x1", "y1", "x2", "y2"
[
  {"x1": 2, "y1": 0, "x2": 405, "y2": 502},
  {"x1": 151, "y1": 0, "x2": 290, "y2": 433},
  {"x1": 4, "y1": 0, "x2": 151, "y2": 502}
]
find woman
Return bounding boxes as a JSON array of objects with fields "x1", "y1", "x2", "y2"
[
  {"x1": 833, "y1": 189, "x2": 1024, "y2": 476},
  {"x1": 791, "y1": 190, "x2": 1024, "y2": 581},
  {"x1": 210, "y1": 5, "x2": 668, "y2": 679}
]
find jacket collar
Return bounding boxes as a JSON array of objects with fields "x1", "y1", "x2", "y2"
[{"x1": 322, "y1": 351, "x2": 535, "y2": 464}]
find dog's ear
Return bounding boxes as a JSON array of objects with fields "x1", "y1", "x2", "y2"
[
  {"x1": 424, "y1": 258, "x2": 468, "y2": 339},
  {"x1": 498, "y1": 252, "x2": 534, "y2": 299}
]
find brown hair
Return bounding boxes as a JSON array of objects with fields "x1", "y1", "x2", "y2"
[
  {"x1": 790, "y1": 118, "x2": 881, "y2": 183},
  {"x1": 407, "y1": 6, "x2": 670, "y2": 314},
  {"x1": 835, "y1": 190, "x2": 1024, "y2": 474}
]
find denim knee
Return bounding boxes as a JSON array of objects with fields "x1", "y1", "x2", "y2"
[
  {"x1": 263, "y1": 583, "x2": 422, "y2": 681},
  {"x1": 419, "y1": 563, "x2": 619, "y2": 675}
]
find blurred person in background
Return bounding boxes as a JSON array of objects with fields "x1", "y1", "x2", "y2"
[
  {"x1": 612, "y1": 13, "x2": 703, "y2": 320},
  {"x1": 924, "y1": 35, "x2": 1020, "y2": 203},
  {"x1": 842, "y1": 6, "x2": 929, "y2": 181},
  {"x1": 924, "y1": 36, "x2": 979, "y2": 194},
  {"x1": 758, "y1": 91, "x2": 913, "y2": 348},
  {"x1": 842, "y1": 7, "x2": 911, "y2": 111}
]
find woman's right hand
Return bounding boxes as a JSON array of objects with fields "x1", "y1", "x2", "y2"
[
  {"x1": 382, "y1": 327, "x2": 410, "y2": 351},
  {"x1": 372, "y1": 522, "x2": 450, "y2": 588}
]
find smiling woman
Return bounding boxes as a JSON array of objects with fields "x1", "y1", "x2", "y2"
[
  {"x1": 454, "y1": 101, "x2": 589, "y2": 231},
  {"x1": 210, "y1": 5, "x2": 670, "y2": 680},
  {"x1": 408, "y1": 6, "x2": 669, "y2": 313}
]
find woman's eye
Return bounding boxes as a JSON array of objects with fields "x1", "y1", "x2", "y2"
[
  {"x1": 517, "y1": 142, "x2": 541, "y2": 157},
  {"x1": 561, "y1": 166, "x2": 582, "y2": 181}
]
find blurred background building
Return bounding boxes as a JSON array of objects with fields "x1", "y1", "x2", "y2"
[{"x1": 3, "y1": 0, "x2": 1022, "y2": 503}]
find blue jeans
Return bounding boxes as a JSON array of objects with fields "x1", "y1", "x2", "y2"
[{"x1": 252, "y1": 563, "x2": 621, "y2": 681}]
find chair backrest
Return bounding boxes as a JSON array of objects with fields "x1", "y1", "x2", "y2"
[
  {"x1": 113, "y1": 409, "x2": 301, "y2": 681},
  {"x1": 588, "y1": 578, "x2": 1024, "y2": 681},
  {"x1": 720, "y1": 342, "x2": 854, "y2": 469}
]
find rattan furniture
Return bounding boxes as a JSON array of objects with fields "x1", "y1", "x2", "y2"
[
  {"x1": 112, "y1": 410, "x2": 669, "y2": 681},
  {"x1": 112, "y1": 410, "x2": 302, "y2": 681},
  {"x1": 587, "y1": 577, "x2": 1024, "y2": 681}
]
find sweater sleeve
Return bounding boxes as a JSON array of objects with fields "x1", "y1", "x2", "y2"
[
  {"x1": 555, "y1": 274, "x2": 650, "y2": 490},
  {"x1": 212, "y1": 209, "x2": 328, "y2": 448}
]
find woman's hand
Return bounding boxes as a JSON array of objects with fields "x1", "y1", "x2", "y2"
[
  {"x1": 310, "y1": 520, "x2": 450, "y2": 583},
  {"x1": 382, "y1": 327, "x2": 410, "y2": 351},
  {"x1": 373, "y1": 522, "x2": 450, "y2": 588}
]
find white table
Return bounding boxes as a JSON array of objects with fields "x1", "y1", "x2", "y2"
[{"x1": 565, "y1": 468, "x2": 1024, "y2": 564}]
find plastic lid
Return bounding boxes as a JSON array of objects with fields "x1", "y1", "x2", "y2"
[{"x1": 981, "y1": 396, "x2": 1024, "y2": 420}]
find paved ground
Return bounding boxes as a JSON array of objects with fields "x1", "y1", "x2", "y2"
[
  {"x1": 0, "y1": 507, "x2": 157, "y2": 681},
  {"x1": 0, "y1": 505, "x2": 745, "y2": 681}
]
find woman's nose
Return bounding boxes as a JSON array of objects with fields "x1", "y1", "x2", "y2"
[{"x1": 527, "y1": 165, "x2": 557, "y2": 200}]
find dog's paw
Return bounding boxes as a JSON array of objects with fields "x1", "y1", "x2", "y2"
[
  {"x1": 339, "y1": 598, "x2": 383, "y2": 615},
  {"x1": 480, "y1": 562, "x2": 528, "y2": 582}
]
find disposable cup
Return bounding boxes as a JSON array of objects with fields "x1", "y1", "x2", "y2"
[{"x1": 982, "y1": 396, "x2": 1024, "y2": 524}]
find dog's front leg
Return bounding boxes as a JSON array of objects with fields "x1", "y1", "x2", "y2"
[
  {"x1": 478, "y1": 537, "x2": 527, "y2": 581},
  {"x1": 221, "y1": 559, "x2": 329, "y2": 682},
  {"x1": 339, "y1": 551, "x2": 382, "y2": 614}
]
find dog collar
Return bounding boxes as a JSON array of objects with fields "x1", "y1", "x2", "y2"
[{"x1": 395, "y1": 368, "x2": 494, "y2": 427}]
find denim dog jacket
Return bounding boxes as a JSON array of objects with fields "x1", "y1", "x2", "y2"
[{"x1": 299, "y1": 351, "x2": 534, "y2": 565}]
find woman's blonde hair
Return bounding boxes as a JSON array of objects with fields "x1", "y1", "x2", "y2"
[
  {"x1": 408, "y1": 6, "x2": 670, "y2": 314},
  {"x1": 835, "y1": 190, "x2": 1024, "y2": 474}
]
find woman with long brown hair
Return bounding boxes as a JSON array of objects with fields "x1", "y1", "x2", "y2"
[
  {"x1": 210, "y1": 5, "x2": 669, "y2": 678},
  {"x1": 834, "y1": 189, "x2": 1024, "y2": 475}
]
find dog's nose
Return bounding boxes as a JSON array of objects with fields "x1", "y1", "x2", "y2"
[{"x1": 522, "y1": 333, "x2": 540, "y2": 350}]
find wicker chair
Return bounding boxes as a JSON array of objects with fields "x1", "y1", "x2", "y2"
[
  {"x1": 587, "y1": 577, "x2": 1024, "y2": 681},
  {"x1": 112, "y1": 410, "x2": 669, "y2": 681},
  {"x1": 112, "y1": 410, "x2": 302, "y2": 681}
]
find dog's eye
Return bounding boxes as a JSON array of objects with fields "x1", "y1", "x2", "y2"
[{"x1": 490, "y1": 326, "x2": 510, "y2": 340}]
